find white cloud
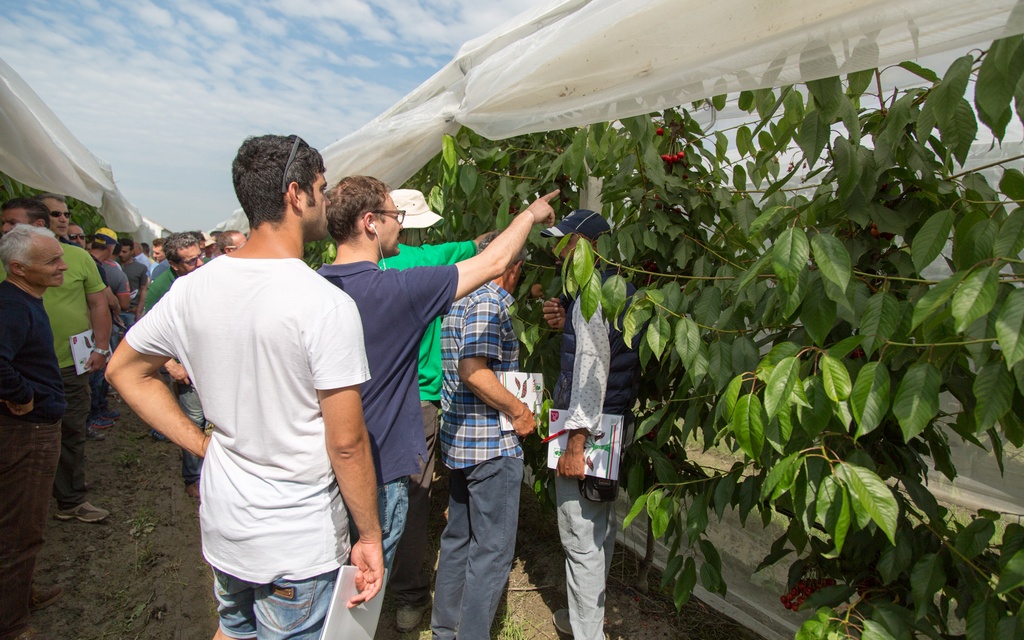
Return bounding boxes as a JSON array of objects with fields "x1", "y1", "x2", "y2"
[{"x1": 0, "y1": 0, "x2": 548, "y2": 231}]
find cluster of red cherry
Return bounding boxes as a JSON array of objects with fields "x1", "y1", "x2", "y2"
[
  {"x1": 780, "y1": 577, "x2": 837, "y2": 611},
  {"x1": 661, "y1": 150, "x2": 686, "y2": 166}
]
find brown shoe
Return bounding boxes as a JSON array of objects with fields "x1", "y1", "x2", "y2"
[
  {"x1": 30, "y1": 584, "x2": 63, "y2": 611},
  {"x1": 185, "y1": 482, "x2": 200, "y2": 500}
]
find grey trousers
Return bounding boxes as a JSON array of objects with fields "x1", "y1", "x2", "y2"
[{"x1": 555, "y1": 474, "x2": 616, "y2": 640}]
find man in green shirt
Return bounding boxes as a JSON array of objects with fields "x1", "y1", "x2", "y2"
[{"x1": 386, "y1": 190, "x2": 484, "y2": 631}]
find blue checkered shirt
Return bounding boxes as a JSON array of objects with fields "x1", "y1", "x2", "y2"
[{"x1": 440, "y1": 282, "x2": 522, "y2": 469}]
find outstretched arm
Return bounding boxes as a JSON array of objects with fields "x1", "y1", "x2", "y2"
[{"x1": 454, "y1": 190, "x2": 558, "y2": 299}]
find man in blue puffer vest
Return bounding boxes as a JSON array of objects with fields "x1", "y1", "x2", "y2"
[{"x1": 541, "y1": 210, "x2": 642, "y2": 640}]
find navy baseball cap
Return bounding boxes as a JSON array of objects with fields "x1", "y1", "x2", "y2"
[{"x1": 540, "y1": 209, "x2": 610, "y2": 239}]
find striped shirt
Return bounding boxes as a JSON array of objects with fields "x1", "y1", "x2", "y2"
[{"x1": 440, "y1": 282, "x2": 521, "y2": 469}]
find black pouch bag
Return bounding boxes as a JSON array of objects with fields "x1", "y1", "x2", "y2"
[{"x1": 579, "y1": 476, "x2": 618, "y2": 502}]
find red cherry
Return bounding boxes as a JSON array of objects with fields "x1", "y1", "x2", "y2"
[
  {"x1": 661, "y1": 154, "x2": 671, "y2": 162},
  {"x1": 656, "y1": 127, "x2": 665, "y2": 136},
  {"x1": 675, "y1": 151, "x2": 686, "y2": 159}
]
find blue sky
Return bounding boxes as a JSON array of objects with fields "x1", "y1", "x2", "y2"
[{"x1": 0, "y1": 0, "x2": 547, "y2": 231}]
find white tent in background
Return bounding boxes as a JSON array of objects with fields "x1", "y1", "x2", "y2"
[
  {"x1": 134, "y1": 216, "x2": 171, "y2": 244},
  {"x1": 302, "y1": 1, "x2": 1024, "y2": 637},
  {"x1": 0, "y1": 57, "x2": 141, "y2": 232}
]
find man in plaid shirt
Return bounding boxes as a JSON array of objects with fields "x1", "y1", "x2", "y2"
[{"x1": 431, "y1": 235, "x2": 535, "y2": 640}]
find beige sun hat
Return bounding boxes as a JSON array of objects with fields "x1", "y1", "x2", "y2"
[{"x1": 390, "y1": 189, "x2": 442, "y2": 229}]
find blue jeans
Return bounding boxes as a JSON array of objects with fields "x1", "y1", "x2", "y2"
[
  {"x1": 350, "y1": 476, "x2": 408, "y2": 575},
  {"x1": 175, "y1": 382, "x2": 205, "y2": 486},
  {"x1": 431, "y1": 456, "x2": 523, "y2": 640},
  {"x1": 213, "y1": 567, "x2": 337, "y2": 639},
  {"x1": 87, "y1": 326, "x2": 120, "y2": 420}
]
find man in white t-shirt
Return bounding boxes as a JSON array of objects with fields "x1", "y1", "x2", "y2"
[{"x1": 107, "y1": 134, "x2": 384, "y2": 640}]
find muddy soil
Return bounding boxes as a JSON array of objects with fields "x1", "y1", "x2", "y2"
[{"x1": 31, "y1": 399, "x2": 761, "y2": 640}]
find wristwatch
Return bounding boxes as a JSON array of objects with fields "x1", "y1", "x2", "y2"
[{"x1": 92, "y1": 347, "x2": 112, "y2": 357}]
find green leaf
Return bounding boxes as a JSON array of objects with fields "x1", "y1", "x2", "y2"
[
  {"x1": 911, "y1": 271, "x2": 967, "y2": 330},
  {"x1": 859, "y1": 291, "x2": 899, "y2": 357},
  {"x1": 764, "y1": 356, "x2": 801, "y2": 419},
  {"x1": 570, "y1": 237, "x2": 596, "y2": 294},
  {"x1": 816, "y1": 475, "x2": 850, "y2": 554},
  {"x1": 772, "y1": 227, "x2": 809, "y2": 292},
  {"x1": 623, "y1": 492, "x2": 648, "y2": 529},
  {"x1": 893, "y1": 363, "x2": 941, "y2": 441},
  {"x1": 952, "y1": 266, "x2": 999, "y2": 333},
  {"x1": 836, "y1": 462, "x2": 899, "y2": 545},
  {"x1": 862, "y1": 620, "x2": 897, "y2": 640},
  {"x1": 674, "y1": 557, "x2": 697, "y2": 608},
  {"x1": 1002, "y1": 167, "x2": 1024, "y2": 204},
  {"x1": 995, "y1": 208, "x2": 1024, "y2": 258},
  {"x1": 996, "y1": 548, "x2": 1024, "y2": 593},
  {"x1": 899, "y1": 61, "x2": 940, "y2": 83},
  {"x1": 832, "y1": 137, "x2": 862, "y2": 202},
  {"x1": 686, "y1": 494, "x2": 709, "y2": 543},
  {"x1": 761, "y1": 452, "x2": 801, "y2": 501},
  {"x1": 975, "y1": 36, "x2": 1023, "y2": 141},
  {"x1": 458, "y1": 164, "x2": 478, "y2": 196},
  {"x1": 974, "y1": 362, "x2": 1013, "y2": 432},
  {"x1": 721, "y1": 375, "x2": 744, "y2": 420},
  {"x1": 955, "y1": 518, "x2": 996, "y2": 561},
  {"x1": 800, "y1": 281, "x2": 836, "y2": 346},
  {"x1": 851, "y1": 362, "x2": 891, "y2": 439},
  {"x1": 807, "y1": 75, "x2": 842, "y2": 122},
  {"x1": 797, "y1": 108, "x2": 830, "y2": 168},
  {"x1": 810, "y1": 234, "x2": 852, "y2": 292},
  {"x1": 821, "y1": 354, "x2": 852, "y2": 402},
  {"x1": 911, "y1": 209, "x2": 954, "y2": 275},
  {"x1": 578, "y1": 267, "x2": 602, "y2": 321},
  {"x1": 925, "y1": 54, "x2": 973, "y2": 134},
  {"x1": 910, "y1": 553, "x2": 945, "y2": 620},
  {"x1": 940, "y1": 98, "x2": 978, "y2": 165},
  {"x1": 732, "y1": 393, "x2": 765, "y2": 459},
  {"x1": 674, "y1": 317, "x2": 701, "y2": 367},
  {"x1": 997, "y1": 288, "x2": 1024, "y2": 369},
  {"x1": 645, "y1": 314, "x2": 672, "y2": 360},
  {"x1": 601, "y1": 275, "x2": 627, "y2": 322}
]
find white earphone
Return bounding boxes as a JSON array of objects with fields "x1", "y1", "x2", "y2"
[{"x1": 369, "y1": 222, "x2": 377, "y2": 234}]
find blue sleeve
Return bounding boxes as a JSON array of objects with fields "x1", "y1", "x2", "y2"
[
  {"x1": 397, "y1": 265, "x2": 459, "y2": 328},
  {"x1": 0, "y1": 304, "x2": 34, "y2": 405}
]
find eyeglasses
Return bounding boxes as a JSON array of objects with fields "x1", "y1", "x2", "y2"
[
  {"x1": 281, "y1": 135, "x2": 302, "y2": 193},
  {"x1": 68, "y1": 234, "x2": 85, "y2": 241},
  {"x1": 372, "y1": 209, "x2": 406, "y2": 224},
  {"x1": 50, "y1": 210, "x2": 70, "y2": 219},
  {"x1": 175, "y1": 254, "x2": 203, "y2": 267}
]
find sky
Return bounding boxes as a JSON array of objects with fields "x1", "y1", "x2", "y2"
[{"x1": 0, "y1": 0, "x2": 547, "y2": 232}]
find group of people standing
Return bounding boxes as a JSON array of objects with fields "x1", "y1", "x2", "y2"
[{"x1": 1, "y1": 133, "x2": 641, "y2": 640}]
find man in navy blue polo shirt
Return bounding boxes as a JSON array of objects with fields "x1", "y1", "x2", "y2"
[
  {"x1": 319, "y1": 176, "x2": 557, "y2": 571},
  {"x1": 0, "y1": 225, "x2": 69, "y2": 640}
]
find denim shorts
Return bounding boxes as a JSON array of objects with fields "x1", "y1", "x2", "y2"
[{"x1": 213, "y1": 567, "x2": 338, "y2": 639}]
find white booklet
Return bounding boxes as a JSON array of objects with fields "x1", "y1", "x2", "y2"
[
  {"x1": 319, "y1": 566, "x2": 387, "y2": 640},
  {"x1": 69, "y1": 329, "x2": 95, "y2": 375},
  {"x1": 498, "y1": 372, "x2": 543, "y2": 432},
  {"x1": 546, "y1": 409, "x2": 624, "y2": 481}
]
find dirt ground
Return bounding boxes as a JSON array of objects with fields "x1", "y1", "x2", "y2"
[{"x1": 31, "y1": 398, "x2": 762, "y2": 640}]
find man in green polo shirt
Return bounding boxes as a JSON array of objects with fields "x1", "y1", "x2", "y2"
[{"x1": 385, "y1": 190, "x2": 486, "y2": 632}]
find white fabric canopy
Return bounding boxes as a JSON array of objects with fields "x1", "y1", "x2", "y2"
[
  {"x1": 321, "y1": 0, "x2": 1024, "y2": 187},
  {"x1": 0, "y1": 58, "x2": 141, "y2": 232},
  {"x1": 310, "y1": 2, "x2": 1024, "y2": 636}
]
